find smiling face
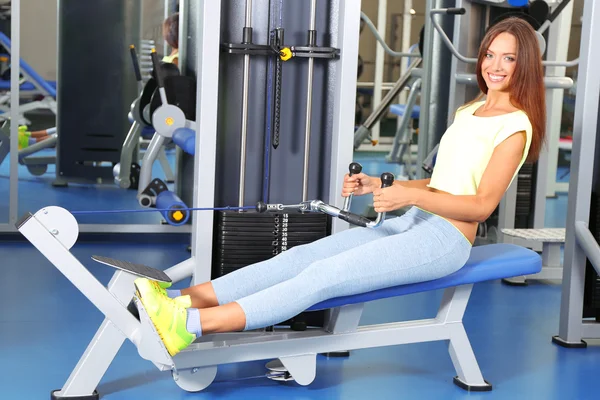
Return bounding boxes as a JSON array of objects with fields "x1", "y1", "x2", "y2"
[{"x1": 480, "y1": 32, "x2": 517, "y2": 93}]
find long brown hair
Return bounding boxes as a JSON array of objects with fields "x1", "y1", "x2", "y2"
[{"x1": 474, "y1": 16, "x2": 546, "y2": 162}]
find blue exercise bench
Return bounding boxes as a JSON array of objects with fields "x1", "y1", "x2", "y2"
[{"x1": 17, "y1": 204, "x2": 541, "y2": 396}]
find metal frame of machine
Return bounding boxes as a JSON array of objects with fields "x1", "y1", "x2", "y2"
[{"x1": 552, "y1": 0, "x2": 600, "y2": 348}]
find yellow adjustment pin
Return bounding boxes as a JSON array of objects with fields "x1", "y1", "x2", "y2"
[
  {"x1": 172, "y1": 210, "x2": 184, "y2": 221},
  {"x1": 165, "y1": 117, "x2": 174, "y2": 126},
  {"x1": 280, "y1": 47, "x2": 292, "y2": 61}
]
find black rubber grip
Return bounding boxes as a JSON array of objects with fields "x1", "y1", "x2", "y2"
[
  {"x1": 129, "y1": 45, "x2": 142, "y2": 82},
  {"x1": 339, "y1": 210, "x2": 372, "y2": 227},
  {"x1": 446, "y1": 8, "x2": 466, "y2": 15},
  {"x1": 380, "y1": 172, "x2": 394, "y2": 188},
  {"x1": 150, "y1": 50, "x2": 164, "y2": 88},
  {"x1": 349, "y1": 162, "x2": 362, "y2": 176}
]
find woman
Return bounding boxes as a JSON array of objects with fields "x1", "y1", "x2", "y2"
[
  {"x1": 135, "y1": 16, "x2": 546, "y2": 357},
  {"x1": 162, "y1": 13, "x2": 179, "y2": 65}
]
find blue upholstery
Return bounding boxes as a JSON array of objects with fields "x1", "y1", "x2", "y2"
[
  {"x1": 307, "y1": 244, "x2": 541, "y2": 311},
  {"x1": 172, "y1": 127, "x2": 195, "y2": 155},
  {"x1": 0, "y1": 80, "x2": 57, "y2": 92},
  {"x1": 141, "y1": 127, "x2": 155, "y2": 139},
  {"x1": 155, "y1": 190, "x2": 190, "y2": 226},
  {"x1": 390, "y1": 104, "x2": 420, "y2": 120},
  {"x1": 0, "y1": 32, "x2": 57, "y2": 98}
]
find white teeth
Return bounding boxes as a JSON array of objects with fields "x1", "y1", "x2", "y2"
[{"x1": 489, "y1": 73, "x2": 505, "y2": 83}]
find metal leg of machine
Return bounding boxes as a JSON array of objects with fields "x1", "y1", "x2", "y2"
[
  {"x1": 386, "y1": 78, "x2": 421, "y2": 172},
  {"x1": 116, "y1": 121, "x2": 142, "y2": 189},
  {"x1": 553, "y1": 0, "x2": 600, "y2": 348}
]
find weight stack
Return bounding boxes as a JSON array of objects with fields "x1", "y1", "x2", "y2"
[{"x1": 212, "y1": 210, "x2": 331, "y2": 330}]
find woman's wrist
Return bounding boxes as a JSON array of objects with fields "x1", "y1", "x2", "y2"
[{"x1": 369, "y1": 177, "x2": 382, "y2": 193}]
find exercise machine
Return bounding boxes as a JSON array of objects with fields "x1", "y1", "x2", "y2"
[
  {"x1": 133, "y1": 49, "x2": 197, "y2": 226},
  {"x1": 0, "y1": 31, "x2": 57, "y2": 125},
  {"x1": 54, "y1": 0, "x2": 140, "y2": 186},
  {"x1": 552, "y1": 0, "x2": 600, "y2": 348},
  {"x1": 113, "y1": 42, "x2": 176, "y2": 191},
  {"x1": 15, "y1": 1, "x2": 547, "y2": 398},
  {"x1": 0, "y1": 121, "x2": 57, "y2": 175}
]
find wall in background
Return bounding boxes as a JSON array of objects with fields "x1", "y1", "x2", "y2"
[{"x1": 20, "y1": 0, "x2": 58, "y2": 81}]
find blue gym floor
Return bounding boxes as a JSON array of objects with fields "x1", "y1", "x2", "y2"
[{"x1": 1, "y1": 151, "x2": 597, "y2": 400}]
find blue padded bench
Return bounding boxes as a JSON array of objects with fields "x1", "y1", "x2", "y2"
[
  {"x1": 172, "y1": 127, "x2": 195, "y2": 155},
  {"x1": 308, "y1": 243, "x2": 541, "y2": 311},
  {"x1": 390, "y1": 103, "x2": 421, "y2": 120}
]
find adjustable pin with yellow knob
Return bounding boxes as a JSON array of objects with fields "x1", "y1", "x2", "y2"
[
  {"x1": 171, "y1": 210, "x2": 184, "y2": 222},
  {"x1": 279, "y1": 47, "x2": 292, "y2": 61}
]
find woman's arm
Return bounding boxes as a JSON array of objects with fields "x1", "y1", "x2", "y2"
[
  {"x1": 373, "y1": 131, "x2": 527, "y2": 223},
  {"x1": 370, "y1": 177, "x2": 431, "y2": 190},
  {"x1": 396, "y1": 178, "x2": 431, "y2": 190}
]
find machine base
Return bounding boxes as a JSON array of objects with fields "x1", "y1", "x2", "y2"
[
  {"x1": 322, "y1": 351, "x2": 350, "y2": 357},
  {"x1": 551, "y1": 335, "x2": 588, "y2": 348},
  {"x1": 452, "y1": 377, "x2": 492, "y2": 392},
  {"x1": 51, "y1": 389, "x2": 99, "y2": 400},
  {"x1": 501, "y1": 277, "x2": 528, "y2": 286}
]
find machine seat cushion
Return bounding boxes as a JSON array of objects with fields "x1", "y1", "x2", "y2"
[
  {"x1": 172, "y1": 127, "x2": 195, "y2": 155},
  {"x1": 307, "y1": 243, "x2": 541, "y2": 311},
  {"x1": 390, "y1": 104, "x2": 421, "y2": 120}
]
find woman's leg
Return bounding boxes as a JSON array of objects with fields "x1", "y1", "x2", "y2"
[
  {"x1": 136, "y1": 208, "x2": 471, "y2": 356},
  {"x1": 196, "y1": 208, "x2": 472, "y2": 334},
  {"x1": 177, "y1": 211, "x2": 419, "y2": 309}
]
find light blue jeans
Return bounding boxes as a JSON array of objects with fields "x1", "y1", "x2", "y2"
[{"x1": 211, "y1": 206, "x2": 473, "y2": 330}]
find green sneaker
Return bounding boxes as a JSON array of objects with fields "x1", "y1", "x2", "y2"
[
  {"x1": 134, "y1": 278, "x2": 195, "y2": 356},
  {"x1": 150, "y1": 279, "x2": 171, "y2": 297},
  {"x1": 138, "y1": 278, "x2": 189, "y2": 307},
  {"x1": 17, "y1": 130, "x2": 30, "y2": 150}
]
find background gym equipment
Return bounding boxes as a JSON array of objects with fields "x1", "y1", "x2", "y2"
[
  {"x1": 54, "y1": 0, "x2": 141, "y2": 186},
  {"x1": 113, "y1": 43, "x2": 176, "y2": 191},
  {"x1": 0, "y1": 31, "x2": 57, "y2": 126},
  {"x1": 134, "y1": 48, "x2": 197, "y2": 226},
  {"x1": 0, "y1": 121, "x2": 57, "y2": 175}
]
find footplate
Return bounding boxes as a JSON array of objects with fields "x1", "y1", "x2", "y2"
[{"x1": 91, "y1": 255, "x2": 172, "y2": 283}]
